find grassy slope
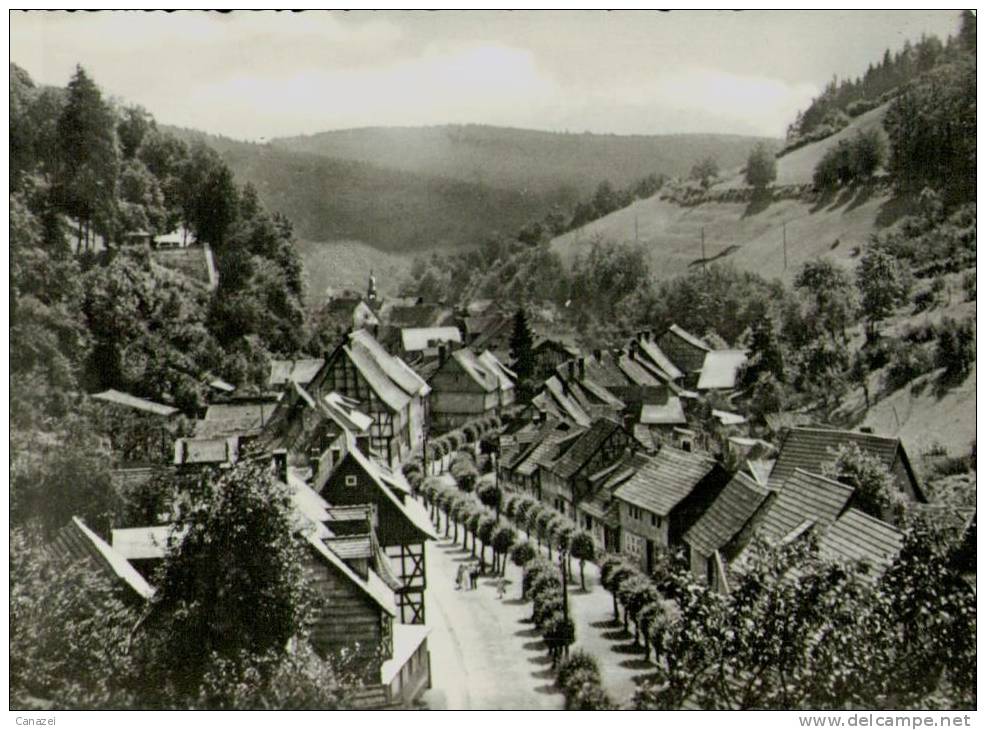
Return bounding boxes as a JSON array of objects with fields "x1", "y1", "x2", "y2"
[
  {"x1": 550, "y1": 103, "x2": 900, "y2": 287},
  {"x1": 272, "y1": 125, "x2": 777, "y2": 197},
  {"x1": 295, "y1": 239, "x2": 413, "y2": 304}
]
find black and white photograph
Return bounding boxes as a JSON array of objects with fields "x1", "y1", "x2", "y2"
[{"x1": 7, "y1": 8, "x2": 977, "y2": 714}]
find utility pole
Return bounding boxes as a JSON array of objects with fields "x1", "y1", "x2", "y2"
[
  {"x1": 701, "y1": 226, "x2": 707, "y2": 274},
  {"x1": 783, "y1": 221, "x2": 788, "y2": 271}
]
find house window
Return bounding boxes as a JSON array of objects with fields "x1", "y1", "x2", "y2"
[
  {"x1": 345, "y1": 475, "x2": 358, "y2": 487},
  {"x1": 651, "y1": 513, "x2": 657, "y2": 527},
  {"x1": 584, "y1": 515, "x2": 593, "y2": 530}
]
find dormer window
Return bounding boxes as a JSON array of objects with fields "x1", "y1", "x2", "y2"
[{"x1": 345, "y1": 475, "x2": 358, "y2": 487}]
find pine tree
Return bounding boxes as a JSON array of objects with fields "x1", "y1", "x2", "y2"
[
  {"x1": 509, "y1": 307, "x2": 536, "y2": 395},
  {"x1": 55, "y1": 65, "x2": 119, "y2": 250}
]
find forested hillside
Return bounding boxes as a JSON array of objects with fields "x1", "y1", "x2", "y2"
[
  {"x1": 10, "y1": 62, "x2": 314, "y2": 532},
  {"x1": 273, "y1": 124, "x2": 773, "y2": 198}
]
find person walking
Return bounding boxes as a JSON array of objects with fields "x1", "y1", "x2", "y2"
[
  {"x1": 496, "y1": 576, "x2": 508, "y2": 600},
  {"x1": 456, "y1": 563, "x2": 466, "y2": 591},
  {"x1": 469, "y1": 563, "x2": 479, "y2": 590}
]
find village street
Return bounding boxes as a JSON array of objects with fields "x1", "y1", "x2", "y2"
[{"x1": 420, "y1": 478, "x2": 652, "y2": 709}]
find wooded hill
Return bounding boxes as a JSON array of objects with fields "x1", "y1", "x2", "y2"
[{"x1": 272, "y1": 124, "x2": 772, "y2": 198}]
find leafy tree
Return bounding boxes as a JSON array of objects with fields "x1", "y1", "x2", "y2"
[
  {"x1": 744, "y1": 142, "x2": 777, "y2": 190},
  {"x1": 739, "y1": 313, "x2": 786, "y2": 387},
  {"x1": 934, "y1": 316, "x2": 975, "y2": 383},
  {"x1": 511, "y1": 541, "x2": 537, "y2": 582},
  {"x1": 141, "y1": 460, "x2": 316, "y2": 698},
  {"x1": 823, "y1": 442, "x2": 901, "y2": 520},
  {"x1": 857, "y1": 247, "x2": 911, "y2": 339},
  {"x1": 569, "y1": 530, "x2": 596, "y2": 590},
  {"x1": 492, "y1": 525, "x2": 517, "y2": 575},
  {"x1": 10, "y1": 528, "x2": 139, "y2": 709},
  {"x1": 690, "y1": 156, "x2": 719, "y2": 189},
  {"x1": 793, "y1": 258, "x2": 856, "y2": 343}
]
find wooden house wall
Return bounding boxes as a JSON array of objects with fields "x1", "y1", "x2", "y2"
[
  {"x1": 322, "y1": 456, "x2": 423, "y2": 548},
  {"x1": 302, "y1": 548, "x2": 388, "y2": 672}
]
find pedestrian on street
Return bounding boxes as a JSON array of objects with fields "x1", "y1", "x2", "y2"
[
  {"x1": 469, "y1": 563, "x2": 479, "y2": 590},
  {"x1": 456, "y1": 563, "x2": 466, "y2": 590},
  {"x1": 496, "y1": 576, "x2": 507, "y2": 600}
]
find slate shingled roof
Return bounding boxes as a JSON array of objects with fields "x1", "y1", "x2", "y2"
[
  {"x1": 637, "y1": 338, "x2": 684, "y2": 380},
  {"x1": 640, "y1": 398, "x2": 687, "y2": 425},
  {"x1": 697, "y1": 350, "x2": 749, "y2": 390},
  {"x1": 667, "y1": 324, "x2": 712, "y2": 353},
  {"x1": 53, "y1": 517, "x2": 155, "y2": 601},
  {"x1": 614, "y1": 446, "x2": 718, "y2": 516},
  {"x1": 268, "y1": 358, "x2": 325, "y2": 388},
  {"x1": 550, "y1": 418, "x2": 624, "y2": 480},
  {"x1": 400, "y1": 326, "x2": 461, "y2": 352},
  {"x1": 92, "y1": 389, "x2": 178, "y2": 417},
  {"x1": 684, "y1": 471, "x2": 771, "y2": 558},
  {"x1": 756, "y1": 468, "x2": 855, "y2": 545},
  {"x1": 817, "y1": 508, "x2": 904, "y2": 583},
  {"x1": 452, "y1": 349, "x2": 500, "y2": 392},
  {"x1": 542, "y1": 376, "x2": 592, "y2": 427},
  {"x1": 517, "y1": 427, "x2": 585, "y2": 477},
  {"x1": 767, "y1": 427, "x2": 923, "y2": 499}
]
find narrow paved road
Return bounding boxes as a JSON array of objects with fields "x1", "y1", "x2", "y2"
[{"x1": 421, "y1": 532, "x2": 565, "y2": 710}]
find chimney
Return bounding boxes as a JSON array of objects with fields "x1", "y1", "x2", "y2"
[
  {"x1": 272, "y1": 448, "x2": 289, "y2": 484},
  {"x1": 593, "y1": 348, "x2": 602, "y2": 361},
  {"x1": 578, "y1": 357, "x2": 585, "y2": 379},
  {"x1": 630, "y1": 341, "x2": 639, "y2": 360},
  {"x1": 567, "y1": 360, "x2": 576, "y2": 379},
  {"x1": 438, "y1": 343, "x2": 448, "y2": 366}
]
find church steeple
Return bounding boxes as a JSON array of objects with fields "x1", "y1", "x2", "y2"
[{"x1": 367, "y1": 268, "x2": 378, "y2": 303}]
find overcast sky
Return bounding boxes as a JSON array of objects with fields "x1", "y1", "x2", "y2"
[{"x1": 10, "y1": 10, "x2": 961, "y2": 141}]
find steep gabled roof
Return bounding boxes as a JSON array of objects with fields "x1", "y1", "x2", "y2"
[
  {"x1": 697, "y1": 350, "x2": 749, "y2": 390},
  {"x1": 321, "y1": 391, "x2": 374, "y2": 434},
  {"x1": 767, "y1": 427, "x2": 923, "y2": 499},
  {"x1": 344, "y1": 342, "x2": 411, "y2": 412},
  {"x1": 478, "y1": 350, "x2": 516, "y2": 391},
  {"x1": 350, "y1": 329, "x2": 430, "y2": 397},
  {"x1": 666, "y1": 323, "x2": 712, "y2": 353},
  {"x1": 576, "y1": 377, "x2": 624, "y2": 408},
  {"x1": 637, "y1": 338, "x2": 684, "y2": 380},
  {"x1": 614, "y1": 446, "x2": 718, "y2": 516},
  {"x1": 451, "y1": 349, "x2": 499, "y2": 392},
  {"x1": 817, "y1": 508, "x2": 904, "y2": 584},
  {"x1": 54, "y1": 517, "x2": 155, "y2": 600},
  {"x1": 756, "y1": 469, "x2": 855, "y2": 545},
  {"x1": 92, "y1": 389, "x2": 178, "y2": 417},
  {"x1": 618, "y1": 353, "x2": 663, "y2": 387},
  {"x1": 515, "y1": 426, "x2": 585, "y2": 477},
  {"x1": 342, "y1": 446, "x2": 438, "y2": 541},
  {"x1": 550, "y1": 418, "x2": 624, "y2": 480},
  {"x1": 400, "y1": 326, "x2": 462, "y2": 353},
  {"x1": 542, "y1": 376, "x2": 592, "y2": 427},
  {"x1": 268, "y1": 358, "x2": 325, "y2": 388},
  {"x1": 640, "y1": 398, "x2": 687, "y2": 426},
  {"x1": 684, "y1": 471, "x2": 772, "y2": 558}
]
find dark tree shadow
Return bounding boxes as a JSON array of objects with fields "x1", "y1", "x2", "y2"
[
  {"x1": 810, "y1": 188, "x2": 838, "y2": 213},
  {"x1": 742, "y1": 190, "x2": 773, "y2": 218},
  {"x1": 502, "y1": 597, "x2": 527, "y2": 606},
  {"x1": 619, "y1": 657, "x2": 655, "y2": 670},
  {"x1": 515, "y1": 627, "x2": 540, "y2": 638},
  {"x1": 590, "y1": 619, "x2": 620, "y2": 629},
  {"x1": 527, "y1": 654, "x2": 553, "y2": 666},
  {"x1": 530, "y1": 667, "x2": 556, "y2": 681},
  {"x1": 611, "y1": 640, "x2": 647, "y2": 655},
  {"x1": 875, "y1": 194, "x2": 916, "y2": 229},
  {"x1": 533, "y1": 684, "x2": 564, "y2": 696},
  {"x1": 602, "y1": 628, "x2": 633, "y2": 641},
  {"x1": 523, "y1": 640, "x2": 548, "y2": 651},
  {"x1": 845, "y1": 184, "x2": 876, "y2": 212}
]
